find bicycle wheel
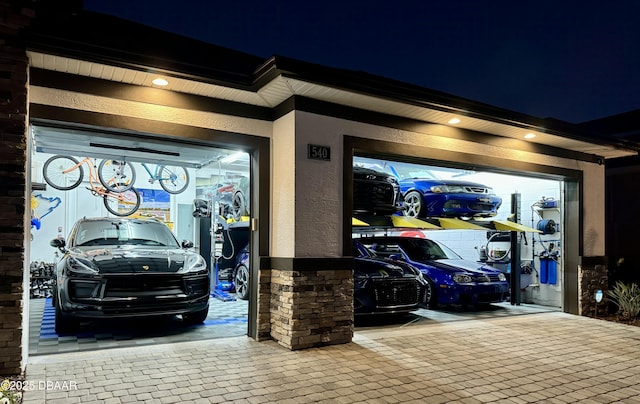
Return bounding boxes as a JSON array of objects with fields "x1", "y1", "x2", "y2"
[
  {"x1": 103, "y1": 186, "x2": 141, "y2": 217},
  {"x1": 43, "y1": 155, "x2": 84, "y2": 190},
  {"x1": 98, "y1": 159, "x2": 136, "y2": 192},
  {"x1": 158, "y1": 165, "x2": 189, "y2": 194}
]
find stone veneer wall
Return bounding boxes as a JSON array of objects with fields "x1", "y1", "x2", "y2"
[
  {"x1": 255, "y1": 268, "x2": 272, "y2": 340},
  {"x1": 0, "y1": 0, "x2": 32, "y2": 375},
  {"x1": 578, "y1": 257, "x2": 608, "y2": 317},
  {"x1": 269, "y1": 268, "x2": 353, "y2": 350}
]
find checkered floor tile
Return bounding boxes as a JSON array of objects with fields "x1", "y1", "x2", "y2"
[{"x1": 29, "y1": 296, "x2": 249, "y2": 355}]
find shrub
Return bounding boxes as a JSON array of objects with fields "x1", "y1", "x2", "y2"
[
  {"x1": 0, "y1": 378, "x2": 22, "y2": 404},
  {"x1": 607, "y1": 281, "x2": 640, "y2": 321}
]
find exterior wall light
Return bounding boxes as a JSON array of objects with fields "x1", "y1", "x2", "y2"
[
  {"x1": 152, "y1": 78, "x2": 169, "y2": 86},
  {"x1": 524, "y1": 133, "x2": 536, "y2": 139},
  {"x1": 448, "y1": 118, "x2": 461, "y2": 124}
]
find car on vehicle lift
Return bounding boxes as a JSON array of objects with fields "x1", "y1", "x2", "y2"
[
  {"x1": 50, "y1": 217, "x2": 211, "y2": 334},
  {"x1": 353, "y1": 165, "x2": 404, "y2": 216},
  {"x1": 356, "y1": 236, "x2": 509, "y2": 308},
  {"x1": 399, "y1": 176, "x2": 502, "y2": 219},
  {"x1": 232, "y1": 239, "x2": 428, "y2": 315}
]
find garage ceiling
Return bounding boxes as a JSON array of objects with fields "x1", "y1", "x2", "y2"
[{"x1": 31, "y1": 124, "x2": 248, "y2": 171}]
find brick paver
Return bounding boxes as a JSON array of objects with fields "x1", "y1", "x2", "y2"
[{"x1": 22, "y1": 312, "x2": 640, "y2": 403}]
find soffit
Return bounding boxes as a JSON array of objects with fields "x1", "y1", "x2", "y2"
[{"x1": 28, "y1": 51, "x2": 636, "y2": 159}]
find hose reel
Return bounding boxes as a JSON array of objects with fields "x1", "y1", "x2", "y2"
[{"x1": 537, "y1": 219, "x2": 556, "y2": 235}]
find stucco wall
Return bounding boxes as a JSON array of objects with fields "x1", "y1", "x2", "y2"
[
  {"x1": 271, "y1": 113, "x2": 296, "y2": 257},
  {"x1": 29, "y1": 87, "x2": 272, "y2": 138},
  {"x1": 293, "y1": 115, "x2": 345, "y2": 258},
  {"x1": 579, "y1": 162, "x2": 605, "y2": 257}
]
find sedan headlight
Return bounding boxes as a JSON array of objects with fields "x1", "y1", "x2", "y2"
[
  {"x1": 452, "y1": 273, "x2": 473, "y2": 283},
  {"x1": 66, "y1": 256, "x2": 99, "y2": 275},
  {"x1": 498, "y1": 273, "x2": 507, "y2": 281},
  {"x1": 430, "y1": 185, "x2": 466, "y2": 193},
  {"x1": 179, "y1": 254, "x2": 208, "y2": 274}
]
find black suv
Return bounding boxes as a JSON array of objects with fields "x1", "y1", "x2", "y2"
[{"x1": 50, "y1": 217, "x2": 210, "y2": 333}]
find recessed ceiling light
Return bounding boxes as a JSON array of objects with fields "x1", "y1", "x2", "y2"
[
  {"x1": 524, "y1": 133, "x2": 536, "y2": 139},
  {"x1": 152, "y1": 78, "x2": 169, "y2": 86},
  {"x1": 448, "y1": 118, "x2": 461, "y2": 125}
]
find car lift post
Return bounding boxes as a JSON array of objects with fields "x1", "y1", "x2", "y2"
[{"x1": 510, "y1": 193, "x2": 521, "y2": 305}]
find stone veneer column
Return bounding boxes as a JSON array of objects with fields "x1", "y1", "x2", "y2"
[
  {"x1": 268, "y1": 260, "x2": 353, "y2": 350},
  {"x1": 255, "y1": 267, "x2": 272, "y2": 341},
  {"x1": 578, "y1": 257, "x2": 608, "y2": 317},
  {"x1": 0, "y1": 0, "x2": 33, "y2": 375}
]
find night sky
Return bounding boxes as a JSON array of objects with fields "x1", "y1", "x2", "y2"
[{"x1": 83, "y1": 0, "x2": 640, "y2": 124}]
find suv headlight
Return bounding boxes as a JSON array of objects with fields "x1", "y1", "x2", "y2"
[
  {"x1": 66, "y1": 256, "x2": 99, "y2": 275},
  {"x1": 498, "y1": 273, "x2": 507, "y2": 281},
  {"x1": 179, "y1": 254, "x2": 208, "y2": 274},
  {"x1": 452, "y1": 273, "x2": 473, "y2": 283}
]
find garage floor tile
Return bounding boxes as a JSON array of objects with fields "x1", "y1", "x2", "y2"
[{"x1": 28, "y1": 297, "x2": 248, "y2": 355}]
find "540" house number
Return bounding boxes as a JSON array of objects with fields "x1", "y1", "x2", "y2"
[{"x1": 307, "y1": 144, "x2": 331, "y2": 161}]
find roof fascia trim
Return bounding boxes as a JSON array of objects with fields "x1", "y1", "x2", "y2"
[
  {"x1": 265, "y1": 56, "x2": 638, "y2": 153},
  {"x1": 30, "y1": 68, "x2": 273, "y2": 121},
  {"x1": 281, "y1": 95, "x2": 604, "y2": 164}
]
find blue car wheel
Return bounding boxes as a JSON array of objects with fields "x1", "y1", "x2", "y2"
[
  {"x1": 404, "y1": 191, "x2": 424, "y2": 218},
  {"x1": 234, "y1": 264, "x2": 250, "y2": 300}
]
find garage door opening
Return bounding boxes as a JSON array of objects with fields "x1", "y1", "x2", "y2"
[
  {"x1": 27, "y1": 124, "x2": 253, "y2": 355},
  {"x1": 351, "y1": 155, "x2": 565, "y2": 330}
]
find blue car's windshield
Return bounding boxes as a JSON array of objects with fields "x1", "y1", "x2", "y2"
[{"x1": 399, "y1": 239, "x2": 462, "y2": 261}]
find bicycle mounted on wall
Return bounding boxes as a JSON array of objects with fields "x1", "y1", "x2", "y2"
[
  {"x1": 90, "y1": 159, "x2": 190, "y2": 195},
  {"x1": 42, "y1": 155, "x2": 141, "y2": 216}
]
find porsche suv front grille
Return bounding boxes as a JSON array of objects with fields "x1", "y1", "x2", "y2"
[{"x1": 103, "y1": 276, "x2": 186, "y2": 298}]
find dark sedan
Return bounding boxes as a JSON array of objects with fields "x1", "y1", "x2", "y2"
[
  {"x1": 232, "y1": 240, "x2": 427, "y2": 315},
  {"x1": 50, "y1": 217, "x2": 210, "y2": 333},
  {"x1": 352, "y1": 239, "x2": 427, "y2": 314},
  {"x1": 353, "y1": 166, "x2": 404, "y2": 216},
  {"x1": 357, "y1": 236, "x2": 509, "y2": 308}
]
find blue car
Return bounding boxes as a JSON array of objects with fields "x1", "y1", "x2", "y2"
[
  {"x1": 399, "y1": 178, "x2": 501, "y2": 219},
  {"x1": 357, "y1": 236, "x2": 509, "y2": 308}
]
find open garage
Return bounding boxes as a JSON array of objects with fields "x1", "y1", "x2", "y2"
[{"x1": 27, "y1": 124, "x2": 255, "y2": 354}]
